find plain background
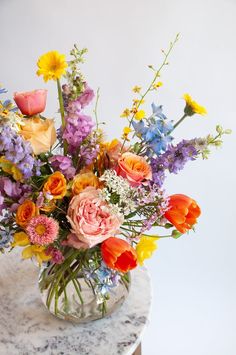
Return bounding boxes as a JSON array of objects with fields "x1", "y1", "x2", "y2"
[{"x1": 1, "y1": 0, "x2": 236, "y2": 354}]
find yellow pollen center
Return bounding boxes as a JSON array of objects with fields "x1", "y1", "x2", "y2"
[{"x1": 35, "y1": 224, "x2": 46, "y2": 236}]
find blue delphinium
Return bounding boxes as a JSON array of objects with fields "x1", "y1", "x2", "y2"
[
  {"x1": 83, "y1": 261, "x2": 120, "y2": 300},
  {"x1": 0, "y1": 87, "x2": 7, "y2": 95},
  {"x1": 0, "y1": 225, "x2": 13, "y2": 250},
  {"x1": 132, "y1": 103, "x2": 174, "y2": 155}
]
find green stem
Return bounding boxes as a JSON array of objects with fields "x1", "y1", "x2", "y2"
[
  {"x1": 72, "y1": 278, "x2": 84, "y2": 304},
  {"x1": 173, "y1": 113, "x2": 187, "y2": 130},
  {"x1": 56, "y1": 78, "x2": 67, "y2": 154},
  {"x1": 94, "y1": 88, "x2": 100, "y2": 130}
]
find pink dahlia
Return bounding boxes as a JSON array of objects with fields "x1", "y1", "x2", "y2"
[{"x1": 26, "y1": 215, "x2": 59, "y2": 245}]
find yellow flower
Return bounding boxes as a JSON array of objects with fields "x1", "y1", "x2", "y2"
[
  {"x1": 136, "y1": 236, "x2": 158, "y2": 265},
  {"x1": 134, "y1": 110, "x2": 146, "y2": 120},
  {"x1": 122, "y1": 126, "x2": 132, "y2": 140},
  {"x1": 152, "y1": 81, "x2": 163, "y2": 89},
  {"x1": 183, "y1": 94, "x2": 207, "y2": 116},
  {"x1": 133, "y1": 99, "x2": 145, "y2": 106},
  {"x1": 0, "y1": 157, "x2": 23, "y2": 181},
  {"x1": 22, "y1": 245, "x2": 51, "y2": 265},
  {"x1": 120, "y1": 108, "x2": 131, "y2": 118},
  {"x1": 132, "y1": 85, "x2": 142, "y2": 93},
  {"x1": 12, "y1": 232, "x2": 30, "y2": 247},
  {"x1": 36, "y1": 51, "x2": 68, "y2": 82}
]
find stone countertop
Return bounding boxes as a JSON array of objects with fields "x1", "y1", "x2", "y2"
[{"x1": 0, "y1": 250, "x2": 151, "y2": 355}]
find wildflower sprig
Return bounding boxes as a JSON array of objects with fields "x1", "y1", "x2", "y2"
[
  {"x1": 65, "y1": 44, "x2": 88, "y2": 99},
  {"x1": 200, "y1": 125, "x2": 232, "y2": 159},
  {"x1": 120, "y1": 33, "x2": 180, "y2": 152}
]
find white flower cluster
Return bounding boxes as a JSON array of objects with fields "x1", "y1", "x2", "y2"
[
  {"x1": 99, "y1": 170, "x2": 138, "y2": 215},
  {"x1": 0, "y1": 111, "x2": 24, "y2": 132}
]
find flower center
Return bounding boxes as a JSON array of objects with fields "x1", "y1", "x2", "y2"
[{"x1": 35, "y1": 223, "x2": 46, "y2": 235}]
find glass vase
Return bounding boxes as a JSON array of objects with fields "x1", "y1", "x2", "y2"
[{"x1": 38, "y1": 250, "x2": 131, "y2": 323}]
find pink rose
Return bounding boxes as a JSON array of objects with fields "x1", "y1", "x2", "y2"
[
  {"x1": 65, "y1": 187, "x2": 123, "y2": 248},
  {"x1": 14, "y1": 89, "x2": 47, "y2": 116},
  {"x1": 117, "y1": 152, "x2": 152, "y2": 187}
]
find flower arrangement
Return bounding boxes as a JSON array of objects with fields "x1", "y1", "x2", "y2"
[{"x1": 0, "y1": 35, "x2": 231, "y2": 321}]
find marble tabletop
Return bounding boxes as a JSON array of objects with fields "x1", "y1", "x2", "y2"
[{"x1": 0, "y1": 250, "x2": 151, "y2": 355}]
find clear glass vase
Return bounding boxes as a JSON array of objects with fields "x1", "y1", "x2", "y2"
[{"x1": 38, "y1": 252, "x2": 131, "y2": 323}]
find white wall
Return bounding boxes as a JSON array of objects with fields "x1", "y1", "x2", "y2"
[{"x1": 1, "y1": 1, "x2": 236, "y2": 354}]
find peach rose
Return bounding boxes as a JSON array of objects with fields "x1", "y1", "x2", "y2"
[
  {"x1": 72, "y1": 172, "x2": 100, "y2": 195},
  {"x1": 117, "y1": 152, "x2": 152, "y2": 186},
  {"x1": 43, "y1": 171, "x2": 67, "y2": 200},
  {"x1": 20, "y1": 117, "x2": 56, "y2": 155},
  {"x1": 14, "y1": 89, "x2": 47, "y2": 116},
  {"x1": 65, "y1": 187, "x2": 123, "y2": 248},
  {"x1": 16, "y1": 200, "x2": 39, "y2": 228}
]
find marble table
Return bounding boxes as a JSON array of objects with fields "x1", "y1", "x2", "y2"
[{"x1": 0, "y1": 250, "x2": 151, "y2": 355}]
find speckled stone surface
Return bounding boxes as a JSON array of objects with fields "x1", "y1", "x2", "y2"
[{"x1": 0, "y1": 250, "x2": 151, "y2": 355}]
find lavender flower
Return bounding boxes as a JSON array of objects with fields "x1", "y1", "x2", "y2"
[
  {"x1": 63, "y1": 113, "x2": 94, "y2": 153},
  {"x1": 0, "y1": 177, "x2": 31, "y2": 214},
  {"x1": 79, "y1": 134, "x2": 100, "y2": 166},
  {"x1": 0, "y1": 126, "x2": 41, "y2": 179},
  {"x1": 49, "y1": 155, "x2": 76, "y2": 179},
  {"x1": 151, "y1": 139, "x2": 199, "y2": 187}
]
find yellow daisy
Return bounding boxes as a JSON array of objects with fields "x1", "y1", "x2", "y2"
[
  {"x1": 36, "y1": 50, "x2": 68, "y2": 82},
  {"x1": 183, "y1": 94, "x2": 207, "y2": 116}
]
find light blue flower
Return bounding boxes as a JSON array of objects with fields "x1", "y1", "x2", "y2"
[
  {"x1": 151, "y1": 103, "x2": 167, "y2": 120},
  {"x1": 0, "y1": 87, "x2": 7, "y2": 95}
]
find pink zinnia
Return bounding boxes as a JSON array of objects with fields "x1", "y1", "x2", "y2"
[{"x1": 26, "y1": 215, "x2": 59, "y2": 245}]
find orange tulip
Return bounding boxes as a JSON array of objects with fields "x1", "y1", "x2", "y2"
[
  {"x1": 101, "y1": 237, "x2": 138, "y2": 273},
  {"x1": 164, "y1": 194, "x2": 201, "y2": 233}
]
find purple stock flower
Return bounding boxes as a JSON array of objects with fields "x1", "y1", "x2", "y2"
[
  {"x1": 0, "y1": 126, "x2": 40, "y2": 179},
  {"x1": 63, "y1": 113, "x2": 94, "y2": 153},
  {"x1": 49, "y1": 155, "x2": 76, "y2": 179},
  {"x1": 0, "y1": 177, "x2": 31, "y2": 215},
  {"x1": 77, "y1": 84, "x2": 95, "y2": 108},
  {"x1": 151, "y1": 139, "x2": 199, "y2": 187}
]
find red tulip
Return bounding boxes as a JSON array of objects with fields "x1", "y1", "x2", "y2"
[
  {"x1": 101, "y1": 237, "x2": 137, "y2": 273},
  {"x1": 14, "y1": 89, "x2": 47, "y2": 116},
  {"x1": 164, "y1": 194, "x2": 201, "y2": 233}
]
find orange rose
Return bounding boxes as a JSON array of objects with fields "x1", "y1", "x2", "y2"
[
  {"x1": 20, "y1": 117, "x2": 56, "y2": 155},
  {"x1": 43, "y1": 171, "x2": 67, "y2": 199},
  {"x1": 16, "y1": 200, "x2": 39, "y2": 228},
  {"x1": 72, "y1": 172, "x2": 100, "y2": 195},
  {"x1": 117, "y1": 152, "x2": 152, "y2": 187},
  {"x1": 101, "y1": 237, "x2": 138, "y2": 273},
  {"x1": 164, "y1": 194, "x2": 201, "y2": 233}
]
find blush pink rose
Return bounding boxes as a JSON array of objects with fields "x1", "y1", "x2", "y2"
[
  {"x1": 14, "y1": 89, "x2": 47, "y2": 116},
  {"x1": 117, "y1": 152, "x2": 152, "y2": 187},
  {"x1": 65, "y1": 187, "x2": 123, "y2": 249}
]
